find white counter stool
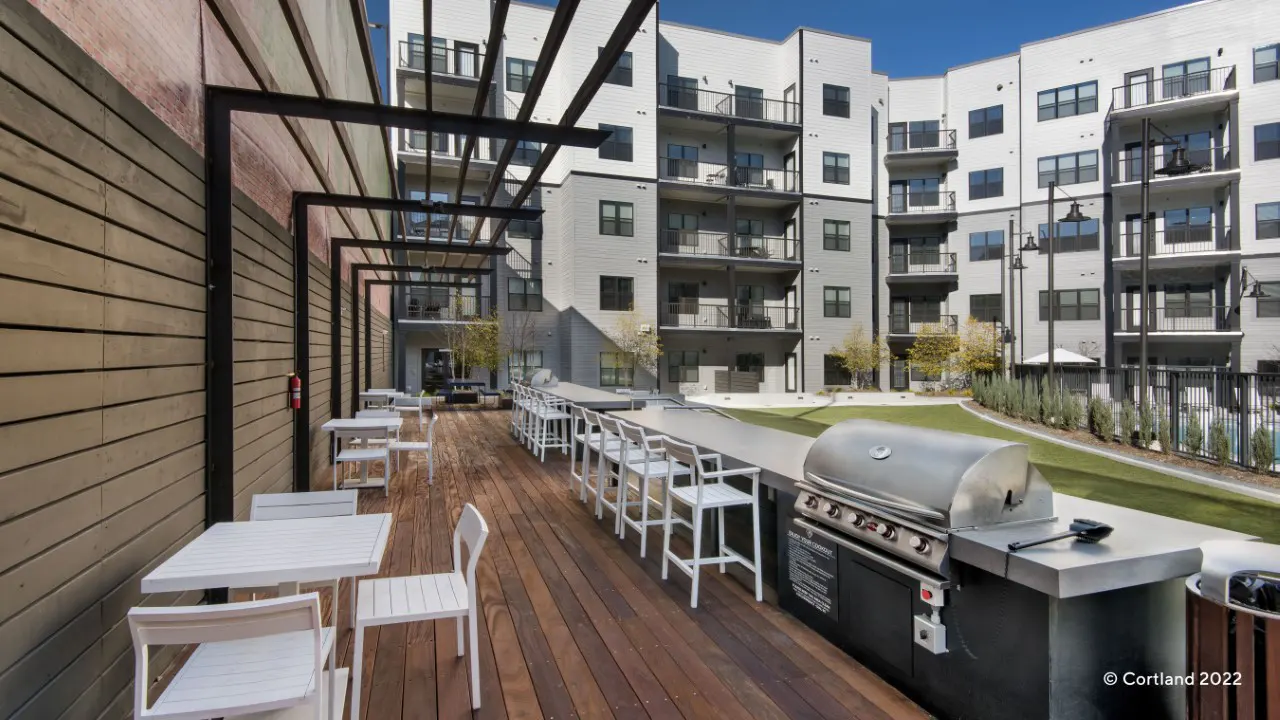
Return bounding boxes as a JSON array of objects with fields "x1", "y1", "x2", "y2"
[
  {"x1": 529, "y1": 391, "x2": 572, "y2": 462},
  {"x1": 568, "y1": 404, "x2": 591, "y2": 496},
  {"x1": 352, "y1": 504, "x2": 489, "y2": 719},
  {"x1": 388, "y1": 413, "x2": 438, "y2": 484},
  {"x1": 615, "y1": 420, "x2": 688, "y2": 558},
  {"x1": 589, "y1": 415, "x2": 653, "y2": 530},
  {"x1": 576, "y1": 408, "x2": 615, "y2": 506},
  {"x1": 660, "y1": 435, "x2": 763, "y2": 609}
]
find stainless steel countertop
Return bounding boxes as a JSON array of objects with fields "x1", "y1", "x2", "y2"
[{"x1": 540, "y1": 382, "x2": 637, "y2": 409}]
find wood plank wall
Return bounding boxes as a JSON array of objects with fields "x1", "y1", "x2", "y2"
[{"x1": 0, "y1": 6, "x2": 392, "y2": 718}]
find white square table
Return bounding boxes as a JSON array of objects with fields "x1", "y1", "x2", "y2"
[{"x1": 322, "y1": 416, "x2": 404, "y2": 489}]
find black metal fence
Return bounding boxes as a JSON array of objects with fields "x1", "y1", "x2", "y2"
[{"x1": 1010, "y1": 365, "x2": 1279, "y2": 473}]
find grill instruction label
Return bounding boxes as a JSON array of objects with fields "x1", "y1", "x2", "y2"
[{"x1": 787, "y1": 521, "x2": 838, "y2": 620}]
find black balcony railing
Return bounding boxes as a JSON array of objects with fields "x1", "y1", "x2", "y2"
[
  {"x1": 404, "y1": 212, "x2": 482, "y2": 242},
  {"x1": 887, "y1": 130, "x2": 957, "y2": 153},
  {"x1": 889, "y1": 252, "x2": 957, "y2": 274},
  {"x1": 1113, "y1": 144, "x2": 1232, "y2": 182},
  {"x1": 888, "y1": 191, "x2": 956, "y2": 214},
  {"x1": 662, "y1": 302, "x2": 799, "y2": 330},
  {"x1": 398, "y1": 41, "x2": 483, "y2": 78},
  {"x1": 404, "y1": 295, "x2": 491, "y2": 322},
  {"x1": 659, "y1": 229, "x2": 799, "y2": 262},
  {"x1": 887, "y1": 314, "x2": 958, "y2": 335},
  {"x1": 658, "y1": 83, "x2": 801, "y2": 124},
  {"x1": 1119, "y1": 305, "x2": 1232, "y2": 332},
  {"x1": 658, "y1": 157, "x2": 799, "y2": 193},
  {"x1": 403, "y1": 131, "x2": 500, "y2": 161},
  {"x1": 1110, "y1": 66, "x2": 1235, "y2": 112},
  {"x1": 1114, "y1": 227, "x2": 1233, "y2": 258}
]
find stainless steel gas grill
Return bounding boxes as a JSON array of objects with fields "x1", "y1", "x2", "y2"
[{"x1": 794, "y1": 419, "x2": 1055, "y2": 582}]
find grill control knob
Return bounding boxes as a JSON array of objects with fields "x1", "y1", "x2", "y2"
[
  {"x1": 824, "y1": 503, "x2": 841, "y2": 519},
  {"x1": 848, "y1": 512, "x2": 866, "y2": 528},
  {"x1": 909, "y1": 536, "x2": 930, "y2": 554},
  {"x1": 875, "y1": 523, "x2": 896, "y2": 540},
  {"x1": 804, "y1": 495, "x2": 820, "y2": 509}
]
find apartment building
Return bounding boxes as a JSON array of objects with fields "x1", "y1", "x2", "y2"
[{"x1": 389, "y1": 0, "x2": 1280, "y2": 393}]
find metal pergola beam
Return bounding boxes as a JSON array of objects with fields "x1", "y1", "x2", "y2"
[{"x1": 328, "y1": 237, "x2": 515, "y2": 255}]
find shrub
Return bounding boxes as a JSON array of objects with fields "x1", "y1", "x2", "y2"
[
  {"x1": 1156, "y1": 407, "x2": 1172, "y2": 455},
  {"x1": 1060, "y1": 393, "x2": 1083, "y2": 430},
  {"x1": 1119, "y1": 401, "x2": 1137, "y2": 446},
  {"x1": 1039, "y1": 381, "x2": 1059, "y2": 428},
  {"x1": 1023, "y1": 381, "x2": 1041, "y2": 422},
  {"x1": 1137, "y1": 403, "x2": 1154, "y2": 449},
  {"x1": 815, "y1": 389, "x2": 827, "y2": 397},
  {"x1": 1089, "y1": 398, "x2": 1115, "y2": 441},
  {"x1": 1208, "y1": 419, "x2": 1230, "y2": 466},
  {"x1": 1186, "y1": 413, "x2": 1204, "y2": 456},
  {"x1": 1250, "y1": 425, "x2": 1275, "y2": 473}
]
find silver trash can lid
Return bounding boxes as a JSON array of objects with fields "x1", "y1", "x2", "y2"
[{"x1": 1186, "y1": 540, "x2": 1280, "y2": 619}]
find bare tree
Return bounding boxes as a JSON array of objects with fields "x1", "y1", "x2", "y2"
[{"x1": 502, "y1": 311, "x2": 543, "y2": 383}]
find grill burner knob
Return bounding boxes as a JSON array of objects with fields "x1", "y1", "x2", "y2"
[
  {"x1": 909, "y1": 536, "x2": 930, "y2": 554},
  {"x1": 804, "y1": 495, "x2": 820, "y2": 509},
  {"x1": 875, "y1": 523, "x2": 896, "y2": 540},
  {"x1": 824, "y1": 503, "x2": 841, "y2": 519},
  {"x1": 848, "y1": 512, "x2": 866, "y2": 528}
]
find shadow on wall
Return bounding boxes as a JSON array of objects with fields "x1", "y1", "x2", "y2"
[{"x1": 658, "y1": 33, "x2": 678, "y2": 84}]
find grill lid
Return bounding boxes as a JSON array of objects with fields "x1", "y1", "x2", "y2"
[{"x1": 802, "y1": 419, "x2": 1053, "y2": 530}]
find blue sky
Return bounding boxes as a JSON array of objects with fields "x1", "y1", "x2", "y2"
[{"x1": 368, "y1": 0, "x2": 1187, "y2": 98}]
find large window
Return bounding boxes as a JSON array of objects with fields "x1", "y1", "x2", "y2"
[
  {"x1": 599, "y1": 352, "x2": 634, "y2": 387},
  {"x1": 508, "y1": 351, "x2": 543, "y2": 382},
  {"x1": 969, "y1": 168, "x2": 1003, "y2": 200},
  {"x1": 1258, "y1": 202, "x2": 1280, "y2": 239},
  {"x1": 734, "y1": 353, "x2": 764, "y2": 381},
  {"x1": 665, "y1": 143, "x2": 698, "y2": 179},
  {"x1": 823, "y1": 355, "x2": 852, "y2": 386},
  {"x1": 968, "y1": 230, "x2": 1004, "y2": 262},
  {"x1": 599, "y1": 201, "x2": 634, "y2": 236},
  {"x1": 822, "y1": 152, "x2": 850, "y2": 184},
  {"x1": 823, "y1": 219, "x2": 851, "y2": 251},
  {"x1": 968, "y1": 105, "x2": 1003, "y2": 138},
  {"x1": 970, "y1": 294, "x2": 1002, "y2": 323},
  {"x1": 824, "y1": 286, "x2": 851, "y2": 318},
  {"x1": 1256, "y1": 122, "x2": 1280, "y2": 161},
  {"x1": 1162, "y1": 58, "x2": 1210, "y2": 97},
  {"x1": 1257, "y1": 45, "x2": 1279, "y2": 83},
  {"x1": 512, "y1": 140, "x2": 541, "y2": 166},
  {"x1": 506, "y1": 57, "x2": 536, "y2": 93},
  {"x1": 1037, "y1": 150, "x2": 1098, "y2": 188},
  {"x1": 1037, "y1": 81, "x2": 1098, "y2": 121},
  {"x1": 889, "y1": 178, "x2": 941, "y2": 212},
  {"x1": 1038, "y1": 288, "x2": 1100, "y2": 321},
  {"x1": 667, "y1": 351, "x2": 699, "y2": 383},
  {"x1": 507, "y1": 278, "x2": 543, "y2": 312},
  {"x1": 599, "y1": 276, "x2": 634, "y2": 311},
  {"x1": 1163, "y1": 283, "x2": 1214, "y2": 318},
  {"x1": 822, "y1": 84, "x2": 850, "y2": 117},
  {"x1": 602, "y1": 48, "x2": 633, "y2": 86},
  {"x1": 1258, "y1": 282, "x2": 1280, "y2": 318},
  {"x1": 1036, "y1": 219, "x2": 1100, "y2": 254},
  {"x1": 1163, "y1": 207, "x2": 1211, "y2": 244},
  {"x1": 598, "y1": 124, "x2": 633, "y2": 162}
]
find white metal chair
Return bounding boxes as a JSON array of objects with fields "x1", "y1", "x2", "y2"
[
  {"x1": 388, "y1": 413, "x2": 438, "y2": 483},
  {"x1": 529, "y1": 390, "x2": 572, "y2": 461},
  {"x1": 352, "y1": 504, "x2": 489, "y2": 717},
  {"x1": 510, "y1": 384, "x2": 532, "y2": 443},
  {"x1": 332, "y1": 426, "x2": 391, "y2": 495},
  {"x1": 660, "y1": 436, "x2": 763, "y2": 609},
  {"x1": 587, "y1": 415, "x2": 650, "y2": 528},
  {"x1": 615, "y1": 420, "x2": 688, "y2": 557},
  {"x1": 575, "y1": 408, "x2": 612, "y2": 504},
  {"x1": 353, "y1": 410, "x2": 400, "y2": 447},
  {"x1": 129, "y1": 593, "x2": 340, "y2": 720}
]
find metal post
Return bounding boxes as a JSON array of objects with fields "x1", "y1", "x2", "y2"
[
  {"x1": 1019, "y1": 254, "x2": 1025, "y2": 363},
  {"x1": 205, "y1": 91, "x2": 234, "y2": 535},
  {"x1": 364, "y1": 279, "x2": 373, "y2": 388},
  {"x1": 1005, "y1": 217, "x2": 1012, "y2": 376},
  {"x1": 1139, "y1": 117, "x2": 1152, "y2": 410},
  {"x1": 1047, "y1": 182, "x2": 1056, "y2": 391}
]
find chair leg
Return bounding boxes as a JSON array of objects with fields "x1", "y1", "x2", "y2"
[
  {"x1": 639, "y1": 475, "x2": 650, "y2": 558},
  {"x1": 661, "y1": 493, "x2": 673, "y2": 581},
  {"x1": 718, "y1": 507, "x2": 727, "y2": 573},
  {"x1": 456, "y1": 615, "x2": 464, "y2": 657},
  {"x1": 350, "y1": 581, "x2": 356, "y2": 631},
  {"x1": 352, "y1": 623, "x2": 364, "y2": 720},
  {"x1": 469, "y1": 606, "x2": 481, "y2": 709},
  {"x1": 428, "y1": 446, "x2": 434, "y2": 486},
  {"x1": 752, "y1": 494, "x2": 763, "y2": 603},
  {"x1": 690, "y1": 507, "x2": 703, "y2": 609}
]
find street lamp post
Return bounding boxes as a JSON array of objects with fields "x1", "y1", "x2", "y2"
[{"x1": 1025, "y1": 182, "x2": 1090, "y2": 391}]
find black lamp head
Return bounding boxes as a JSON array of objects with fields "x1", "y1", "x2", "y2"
[
  {"x1": 1011, "y1": 256, "x2": 1026, "y2": 270},
  {"x1": 1060, "y1": 201, "x2": 1090, "y2": 223},
  {"x1": 1153, "y1": 146, "x2": 1205, "y2": 176},
  {"x1": 1020, "y1": 234, "x2": 1039, "y2": 252},
  {"x1": 1247, "y1": 282, "x2": 1269, "y2": 299}
]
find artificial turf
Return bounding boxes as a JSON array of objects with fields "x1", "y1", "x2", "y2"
[{"x1": 724, "y1": 404, "x2": 1280, "y2": 544}]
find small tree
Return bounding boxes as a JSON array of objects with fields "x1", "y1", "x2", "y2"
[
  {"x1": 1156, "y1": 406, "x2": 1172, "y2": 454},
  {"x1": 502, "y1": 310, "x2": 543, "y2": 383},
  {"x1": 1186, "y1": 412, "x2": 1204, "y2": 455},
  {"x1": 956, "y1": 317, "x2": 1002, "y2": 382},
  {"x1": 1209, "y1": 419, "x2": 1231, "y2": 466},
  {"x1": 1119, "y1": 401, "x2": 1138, "y2": 446},
  {"x1": 905, "y1": 323, "x2": 960, "y2": 391},
  {"x1": 1137, "y1": 403, "x2": 1154, "y2": 449},
  {"x1": 829, "y1": 324, "x2": 888, "y2": 389},
  {"x1": 465, "y1": 310, "x2": 503, "y2": 381},
  {"x1": 1250, "y1": 425, "x2": 1275, "y2": 473},
  {"x1": 1089, "y1": 398, "x2": 1115, "y2": 441},
  {"x1": 1060, "y1": 393, "x2": 1083, "y2": 430},
  {"x1": 607, "y1": 310, "x2": 662, "y2": 388}
]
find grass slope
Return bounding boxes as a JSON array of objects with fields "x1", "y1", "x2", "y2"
[{"x1": 725, "y1": 404, "x2": 1280, "y2": 544}]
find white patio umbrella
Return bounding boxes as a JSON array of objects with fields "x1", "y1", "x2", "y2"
[{"x1": 1023, "y1": 348, "x2": 1097, "y2": 365}]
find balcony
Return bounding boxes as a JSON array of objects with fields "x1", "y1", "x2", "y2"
[
  {"x1": 657, "y1": 230, "x2": 799, "y2": 270},
  {"x1": 886, "y1": 252, "x2": 959, "y2": 288},
  {"x1": 1112, "y1": 227, "x2": 1237, "y2": 267},
  {"x1": 658, "y1": 83, "x2": 801, "y2": 126},
  {"x1": 886, "y1": 314, "x2": 958, "y2": 336},
  {"x1": 1108, "y1": 66, "x2": 1237, "y2": 120},
  {"x1": 884, "y1": 130, "x2": 958, "y2": 168},
  {"x1": 397, "y1": 40, "x2": 483, "y2": 79},
  {"x1": 885, "y1": 191, "x2": 957, "y2": 226},
  {"x1": 660, "y1": 302, "x2": 800, "y2": 332},
  {"x1": 1110, "y1": 144, "x2": 1237, "y2": 194},
  {"x1": 1115, "y1": 305, "x2": 1237, "y2": 335},
  {"x1": 658, "y1": 157, "x2": 800, "y2": 205},
  {"x1": 401, "y1": 295, "x2": 491, "y2": 323},
  {"x1": 401, "y1": 131, "x2": 500, "y2": 174}
]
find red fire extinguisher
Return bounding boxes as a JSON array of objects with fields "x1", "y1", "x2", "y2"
[{"x1": 288, "y1": 373, "x2": 302, "y2": 410}]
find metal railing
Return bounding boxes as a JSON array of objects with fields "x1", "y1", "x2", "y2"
[
  {"x1": 658, "y1": 83, "x2": 801, "y2": 124},
  {"x1": 658, "y1": 230, "x2": 799, "y2": 261},
  {"x1": 886, "y1": 129, "x2": 957, "y2": 153},
  {"x1": 1114, "y1": 227, "x2": 1233, "y2": 258},
  {"x1": 398, "y1": 40, "x2": 483, "y2": 79},
  {"x1": 887, "y1": 315, "x2": 958, "y2": 334},
  {"x1": 1109, "y1": 66, "x2": 1235, "y2": 112},
  {"x1": 403, "y1": 212, "x2": 481, "y2": 242},
  {"x1": 403, "y1": 296, "x2": 491, "y2": 322},
  {"x1": 1118, "y1": 305, "x2": 1233, "y2": 333},
  {"x1": 403, "y1": 131, "x2": 500, "y2": 161},
  {"x1": 888, "y1": 191, "x2": 956, "y2": 214},
  {"x1": 661, "y1": 302, "x2": 799, "y2": 330},
  {"x1": 888, "y1": 252, "x2": 957, "y2": 274},
  {"x1": 1113, "y1": 144, "x2": 1232, "y2": 182},
  {"x1": 658, "y1": 157, "x2": 799, "y2": 192}
]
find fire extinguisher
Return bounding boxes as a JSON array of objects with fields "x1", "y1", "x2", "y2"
[{"x1": 288, "y1": 373, "x2": 302, "y2": 410}]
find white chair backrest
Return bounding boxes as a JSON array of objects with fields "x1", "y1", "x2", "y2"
[
  {"x1": 335, "y1": 426, "x2": 390, "y2": 442},
  {"x1": 251, "y1": 490, "x2": 358, "y2": 521},
  {"x1": 596, "y1": 414, "x2": 619, "y2": 436},
  {"x1": 581, "y1": 407, "x2": 602, "y2": 427},
  {"x1": 453, "y1": 504, "x2": 489, "y2": 589},
  {"x1": 356, "y1": 410, "x2": 399, "y2": 418},
  {"x1": 616, "y1": 419, "x2": 646, "y2": 446},
  {"x1": 660, "y1": 435, "x2": 701, "y2": 474},
  {"x1": 129, "y1": 593, "x2": 321, "y2": 649}
]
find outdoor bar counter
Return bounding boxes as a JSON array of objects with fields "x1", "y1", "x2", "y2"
[
  {"x1": 613, "y1": 406, "x2": 1256, "y2": 720},
  {"x1": 539, "y1": 381, "x2": 639, "y2": 410}
]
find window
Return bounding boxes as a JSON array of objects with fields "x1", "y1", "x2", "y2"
[
  {"x1": 823, "y1": 84, "x2": 850, "y2": 117},
  {"x1": 598, "y1": 124, "x2": 633, "y2": 162},
  {"x1": 1258, "y1": 282, "x2": 1280, "y2": 318},
  {"x1": 823, "y1": 219, "x2": 851, "y2": 251},
  {"x1": 1037, "y1": 150, "x2": 1098, "y2": 188},
  {"x1": 599, "y1": 352, "x2": 633, "y2": 387},
  {"x1": 968, "y1": 105, "x2": 1003, "y2": 138},
  {"x1": 1256, "y1": 122, "x2": 1280, "y2": 161},
  {"x1": 506, "y1": 57, "x2": 536, "y2": 93},
  {"x1": 602, "y1": 48, "x2": 632, "y2": 86},
  {"x1": 733, "y1": 152, "x2": 764, "y2": 186},
  {"x1": 665, "y1": 143, "x2": 698, "y2": 179},
  {"x1": 970, "y1": 294, "x2": 1002, "y2": 323},
  {"x1": 822, "y1": 152, "x2": 850, "y2": 184},
  {"x1": 734, "y1": 353, "x2": 764, "y2": 381},
  {"x1": 969, "y1": 168, "x2": 1004, "y2": 200},
  {"x1": 430, "y1": 38, "x2": 448, "y2": 73},
  {"x1": 599, "y1": 201, "x2": 634, "y2": 236},
  {"x1": 823, "y1": 355, "x2": 852, "y2": 386},
  {"x1": 512, "y1": 140, "x2": 541, "y2": 166},
  {"x1": 889, "y1": 178, "x2": 941, "y2": 212},
  {"x1": 665, "y1": 75, "x2": 698, "y2": 110},
  {"x1": 1163, "y1": 207, "x2": 1211, "y2": 244},
  {"x1": 508, "y1": 351, "x2": 543, "y2": 383},
  {"x1": 734, "y1": 86, "x2": 765, "y2": 120},
  {"x1": 1162, "y1": 58, "x2": 1210, "y2": 98},
  {"x1": 599, "y1": 276, "x2": 634, "y2": 311},
  {"x1": 968, "y1": 230, "x2": 1004, "y2": 262},
  {"x1": 1257, "y1": 45, "x2": 1279, "y2": 83},
  {"x1": 823, "y1": 286, "x2": 851, "y2": 318},
  {"x1": 507, "y1": 277, "x2": 543, "y2": 312},
  {"x1": 1037, "y1": 81, "x2": 1098, "y2": 121},
  {"x1": 668, "y1": 282, "x2": 699, "y2": 313},
  {"x1": 1038, "y1": 288, "x2": 1100, "y2": 321},
  {"x1": 890, "y1": 236, "x2": 942, "y2": 272},
  {"x1": 1258, "y1": 202, "x2": 1280, "y2": 239},
  {"x1": 908, "y1": 120, "x2": 941, "y2": 148},
  {"x1": 1037, "y1": 219, "x2": 1100, "y2": 254},
  {"x1": 1163, "y1": 283, "x2": 1213, "y2": 318},
  {"x1": 668, "y1": 351, "x2": 699, "y2": 383}
]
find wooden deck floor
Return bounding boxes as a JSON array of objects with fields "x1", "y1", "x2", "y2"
[{"x1": 327, "y1": 410, "x2": 927, "y2": 720}]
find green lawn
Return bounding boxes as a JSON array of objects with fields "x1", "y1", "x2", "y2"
[{"x1": 725, "y1": 404, "x2": 1280, "y2": 544}]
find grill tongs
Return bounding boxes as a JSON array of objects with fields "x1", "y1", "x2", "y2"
[{"x1": 1008, "y1": 518, "x2": 1114, "y2": 552}]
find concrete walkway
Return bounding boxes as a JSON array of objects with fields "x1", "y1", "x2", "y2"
[
  {"x1": 688, "y1": 391, "x2": 965, "y2": 409},
  {"x1": 960, "y1": 402, "x2": 1280, "y2": 505}
]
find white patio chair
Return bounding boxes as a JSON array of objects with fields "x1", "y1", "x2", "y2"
[
  {"x1": 389, "y1": 413, "x2": 439, "y2": 484},
  {"x1": 353, "y1": 504, "x2": 489, "y2": 717},
  {"x1": 529, "y1": 390, "x2": 572, "y2": 462},
  {"x1": 353, "y1": 410, "x2": 400, "y2": 446},
  {"x1": 332, "y1": 426, "x2": 391, "y2": 495},
  {"x1": 129, "y1": 593, "x2": 339, "y2": 720},
  {"x1": 587, "y1": 415, "x2": 651, "y2": 528},
  {"x1": 574, "y1": 407, "x2": 613, "y2": 503},
  {"x1": 359, "y1": 392, "x2": 389, "y2": 410},
  {"x1": 616, "y1": 420, "x2": 688, "y2": 557},
  {"x1": 660, "y1": 435, "x2": 763, "y2": 609},
  {"x1": 392, "y1": 395, "x2": 427, "y2": 431}
]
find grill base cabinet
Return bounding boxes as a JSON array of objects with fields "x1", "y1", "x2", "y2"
[{"x1": 778, "y1": 497, "x2": 1187, "y2": 720}]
